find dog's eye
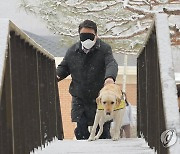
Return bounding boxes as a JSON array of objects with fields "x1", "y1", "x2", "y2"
[
  {"x1": 103, "y1": 102, "x2": 106, "y2": 104},
  {"x1": 111, "y1": 102, "x2": 114, "y2": 104}
]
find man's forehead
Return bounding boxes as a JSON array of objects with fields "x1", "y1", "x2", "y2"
[{"x1": 80, "y1": 27, "x2": 96, "y2": 34}]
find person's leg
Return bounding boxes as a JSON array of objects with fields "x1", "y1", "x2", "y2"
[
  {"x1": 72, "y1": 97, "x2": 89, "y2": 140},
  {"x1": 74, "y1": 112, "x2": 90, "y2": 140},
  {"x1": 99, "y1": 121, "x2": 111, "y2": 139},
  {"x1": 120, "y1": 126, "x2": 124, "y2": 138},
  {"x1": 123, "y1": 124, "x2": 131, "y2": 138}
]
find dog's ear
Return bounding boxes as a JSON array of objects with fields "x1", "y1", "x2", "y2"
[{"x1": 96, "y1": 96, "x2": 101, "y2": 105}]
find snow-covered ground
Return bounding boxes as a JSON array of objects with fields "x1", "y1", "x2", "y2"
[
  {"x1": 30, "y1": 106, "x2": 141, "y2": 154},
  {"x1": 31, "y1": 138, "x2": 156, "y2": 154}
]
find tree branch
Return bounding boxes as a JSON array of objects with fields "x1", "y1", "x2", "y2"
[
  {"x1": 163, "y1": 8, "x2": 180, "y2": 15},
  {"x1": 100, "y1": 27, "x2": 149, "y2": 39}
]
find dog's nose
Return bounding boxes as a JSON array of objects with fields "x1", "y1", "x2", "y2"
[{"x1": 106, "y1": 112, "x2": 111, "y2": 115}]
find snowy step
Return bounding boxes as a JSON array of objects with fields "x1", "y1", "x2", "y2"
[{"x1": 32, "y1": 138, "x2": 156, "y2": 154}]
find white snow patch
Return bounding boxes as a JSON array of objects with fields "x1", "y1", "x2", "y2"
[
  {"x1": 169, "y1": 16, "x2": 180, "y2": 28},
  {"x1": 175, "y1": 73, "x2": 180, "y2": 83},
  {"x1": 105, "y1": 22, "x2": 116, "y2": 31},
  {"x1": 0, "y1": 19, "x2": 9, "y2": 97},
  {"x1": 31, "y1": 138, "x2": 156, "y2": 154},
  {"x1": 123, "y1": 0, "x2": 129, "y2": 8}
]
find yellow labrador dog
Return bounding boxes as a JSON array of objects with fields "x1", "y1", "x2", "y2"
[{"x1": 88, "y1": 83, "x2": 125, "y2": 141}]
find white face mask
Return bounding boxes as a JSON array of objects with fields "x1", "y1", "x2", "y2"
[{"x1": 81, "y1": 39, "x2": 96, "y2": 50}]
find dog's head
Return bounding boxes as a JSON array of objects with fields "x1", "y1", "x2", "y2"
[{"x1": 96, "y1": 91, "x2": 121, "y2": 115}]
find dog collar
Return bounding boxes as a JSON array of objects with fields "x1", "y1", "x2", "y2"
[{"x1": 97, "y1": 100, "x2": 126, "y2": 111}]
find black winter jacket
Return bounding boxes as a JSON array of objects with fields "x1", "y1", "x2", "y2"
[{"x1": 56, "y1": 39, "x2": 118, "y2": 100}]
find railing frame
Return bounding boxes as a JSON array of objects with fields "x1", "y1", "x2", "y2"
[
  {"x1": 137, "y1": 14, "x2": 180, "y2": 154},
  {"x1": 0, "y1": 19, "x2": 64, "y2": 154}
]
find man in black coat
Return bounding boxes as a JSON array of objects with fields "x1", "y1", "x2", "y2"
[{"x1": 56, "y1": 20, "x2": 118, "y2": 140}]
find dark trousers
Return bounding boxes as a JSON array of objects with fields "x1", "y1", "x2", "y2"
[{"x1": 74, "y1": 112, "x2": 111, "y2": 140}]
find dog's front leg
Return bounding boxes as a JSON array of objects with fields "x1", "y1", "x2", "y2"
[
  {"x1": 112, "y1": 122, "x2": 120, "y2": 141},
  {"x1": 112, "y1": 124, "x2": 120, "y2": 141},
  {"x1": 88, "y1": 111, "x2": 102, "y2": 141},
  {"x1": 112, "y1": 109, "x2": 125, "y2": 141},
  {"x1": 94, "y1": 117, "x2": 105, "y2": 140},
  {"x1": 110, "y1": 122, "x2": 115, "y2": 137}
]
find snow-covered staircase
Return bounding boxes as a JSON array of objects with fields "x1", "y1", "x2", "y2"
[
  {"x1": 1, "y1": 14, "x2": 180, "y2": 154},
  {"x1": 31, "y1": 138, "x2": 156, "y2": 154}
]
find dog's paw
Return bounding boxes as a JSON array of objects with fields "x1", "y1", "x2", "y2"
[
  {"x1": 94, "y1": 136, "x2": 99, "y2": 140},
  {"x1": 112, "y1": 135, "x2": 120, "y2": 141},
  {"x1": 88, "y1": 136, "x2": 96, "y2": 141}
]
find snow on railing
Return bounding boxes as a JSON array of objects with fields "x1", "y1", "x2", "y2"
[
  {"x1": 0, "y1": 19, "x2": 9, "y2": 101},
  {"x1": 0, "y1": 19, "x2": 54, "y2": 100}
]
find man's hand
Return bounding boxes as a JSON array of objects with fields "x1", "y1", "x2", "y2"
[{"x1": 104, "y1": 77, "x2": 114, "y2": 85}]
